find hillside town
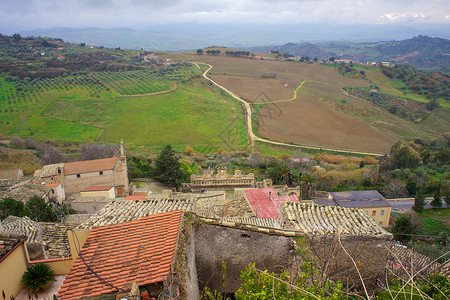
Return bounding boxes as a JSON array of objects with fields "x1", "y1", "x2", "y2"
[{"x1": 1, "y1": 139, "x2": 449, "y2": 300}]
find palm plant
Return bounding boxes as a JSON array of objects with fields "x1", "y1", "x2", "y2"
[{"x1": 21, "y1": 263, "x2": 55, "y2": 293}]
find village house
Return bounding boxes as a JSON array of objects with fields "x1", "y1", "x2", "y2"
[
  {"x1": 45, "y1": 183, "x2": 65, "y2": 204},
  {"x1": 34, "y1": 140, "x2": 129, "y2": 197},
  {"x1": 57, "y1": 210, "x2": 183, "y2": 300},
  {"x1": 0, "y1": 183, "x2": 51, "y2": 203},
  {"x1": 313, "y1": 190, "x2": 392, "y2": 227},
  {"x1": 79, "y1": 185, "x2": 115, "y2": 199},
  {"x1": 0, "y1": 232, "x2": 28, "y2": 300}
]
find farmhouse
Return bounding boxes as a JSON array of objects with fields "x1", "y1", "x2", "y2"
[
  {"x1": 314, "y1": 190, "x2": 392, "y2": 227},
  {"x1": 34, "y1": 140, "x2": 129, "y2": 197},
  {"x1": 45, "y1": 183, "x2": 65, "y2": 204}
]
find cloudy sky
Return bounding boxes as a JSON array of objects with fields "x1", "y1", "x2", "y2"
[{"x1": 1, "y1": 0, "x2": 449, "y2": 33}]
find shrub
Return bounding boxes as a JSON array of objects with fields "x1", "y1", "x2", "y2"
[{"x1": 21, "y1": 263, "x2": 55, "y2": 293}]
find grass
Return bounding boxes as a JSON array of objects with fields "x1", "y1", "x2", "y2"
[
  {"x1": 417, "y1": 208, "x2": 450, "y2": 236},
  {"x1": 42, "y1": 78, "x2": 247, "y2": 149}
]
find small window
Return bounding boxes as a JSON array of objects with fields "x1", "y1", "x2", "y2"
[
  {"x1": 99, "y1": 171, "x2": 104, "y2": 175},
  {"x1": 380, "y1": 210, "x2": 385, "y2": 216},
  {"x1": 58, "y1": 168, "x2": 61, "y2": 174},
  {"x1": 379, "y1": 221, "x2": 383, "y2": 226},
  {"x1": 76, "y1": 174, "x2": 81, "y2": 178},
  {"x1": 372, "y1": 210, "x2": 376, "y2": 217}
]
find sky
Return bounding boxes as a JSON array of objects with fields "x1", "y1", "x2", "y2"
[{"x1": 1, "y1": 0, "x2": 449, "y2": 33}]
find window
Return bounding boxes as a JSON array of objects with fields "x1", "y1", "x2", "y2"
[
  {"x1": 99, "y1": 171, "x2": 104, "y2": 175},
  {"x1": 76, "y1": 174, "x2": 81, "y2": 178},
  {"x1": 380, "y1": 210, "x2": 385, "y2": 216},
  {"x1": 372, "y1": 210, "x2": 376, "y2": 217},
  {"x1": 58, "y1": 168, "x2": 61, "y2": 174},
  {"x1": 379, "y1": 222, "x2": 383, "y2": 226}
]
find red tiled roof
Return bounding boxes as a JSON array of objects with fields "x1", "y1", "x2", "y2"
[
  {"x1": 64, "y1": 157, "x2": 119, "y2": 175},
  {"x1": 57, "y1": 210, "x2": 183, "y2": 300},
  {"x1": 244, "y1": 188, "x2": 299, "y2": 219},
  {"x1": 125, "y1": 195, "x2": 147, "y2": 200},
  {"x1": 45, "y1": 183, "x2": 60, "y2": 188},
  {"x1": 81, "y1": 185, "x2": 114, "y2": 192}
]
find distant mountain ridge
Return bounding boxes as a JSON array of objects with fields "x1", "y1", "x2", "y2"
[{"x1": 250, "y1": 36, "x2": 450, "y2": 74}]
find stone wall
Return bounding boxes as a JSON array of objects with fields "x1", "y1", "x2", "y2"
[{"x1": 194, "y1": 223, "x2": 293, "y2": 293}]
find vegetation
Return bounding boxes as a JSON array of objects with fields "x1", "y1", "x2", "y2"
[
  {"x1": 0, "y1": 197, "x2": 28, "y2": 219},
  {"x1": 21, "y1": 263, "x2": 55, "y2": 293},
  {"x1": 153, "y1": 145, "x2": 184, "y2": 188},
  {"x1": 391, "y1": 215, "x2": 417, "y2": 244}
]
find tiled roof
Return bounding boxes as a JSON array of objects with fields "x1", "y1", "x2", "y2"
[
  {"x1": 45, "y1": 183, "x2": 61, "y2": 188},
  {"x1": 196, "y1": 197, "x2": 255, "y2": 219},
  {"x1": 244, "y1": 188, "x2": 299, "y2": 219},
  {"x1": 33, "y1": 163, "x2": 64, "y2": 178},
  {"x1": 0, "y1": 183, "x2": 51, "y2": 203},
  {"x1": 0, "y1": 232, "x2": 27, "y2": 262},
  {"x1": 386, "y1": 243, "x2": 442, "y2": 277},
  {"x1": 57, "y1": 210, "x2": 183, "y2": 300},
  {"x1": 329, "y1": 190, "x2": 391, "y2": 208},
  {"x1": 125, "y1": 195, "x2": 147, "y2": 200},
  {"x1": 81, "y1": 185, "x2": 114, "y2": 192},
  {"x1": 281, "y1": 202, "x2": 391, "y2": 236},
  {"x1": 77, "y1": 198, "x2": 194, "y2": 229},
  {"x1": 64, "y1": 157, "x2": 119, "y2": 175},
  {"x1": 63, "y1": 214, "x2": 93, "y2": 224},
  {"x1": 1, "y1": 216, "x2": 75, "y2": 259}
]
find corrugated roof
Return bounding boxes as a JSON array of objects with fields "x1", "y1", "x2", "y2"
[
  {"x1": 244, "y1": 188, "x2": 299, "y2": 219},
  {"x1": 329, "y1": 190, "x2": 391, "y2": 208},
  {"x1": 57, "y1": 210, "x2": 182, "y2": 300},
  {"x1": 81, "y1": 186, "x2": 114, "y2": 192},
  {"x1": 64, "y1": 157, "x2": 119, "y2": 175}
]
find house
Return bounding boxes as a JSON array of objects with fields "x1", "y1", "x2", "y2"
[
  {"x1": 244, "y1": 188, "x2": 299, "y2": 219},
  {"x1": 0, "y1": 183, "x2": 51, "y2": 203},
  {"x1": 57, "y1": 210, "x2": 183, "y2": 300},
  {"x1": 45, "y1": 183, "x2": 65, "y2": 204},
  {"x1": 0, "y1": 232, "x2": 28, "y2": 300},
  {"x1": 314, "y1": 190, "x2": 392, "y2": 227},
  {"x1": 80, "y1": 185, "x2": 115, "y2": 198},
  {"x1": 0, "y1": 169, "x2": 23, "y2": 180},
  {"x1": 186, "y1": 167, "x2": 255, "y2": 190},
  {"x1": 34, "y1": 140, "x2": 129, "y2": 197}
]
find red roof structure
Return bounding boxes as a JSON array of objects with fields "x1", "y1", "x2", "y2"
[
  {"x1": 244, "y1": 188, "x2": 299, "y2": 219},
  {"x1": 57, "y1": 210, "x2": 183, "y2": 300},
  {"x1": 125, "y1": 194, "x2": 147, "y2": 200},
  {"x1": 45, "y1": 183, "x2": 60, "y2": 188},
  {"x1": 80, "y1": 185, "x2": 114, "y2": 192},
  {"x1": 64, "y1": 157, "x2": 119, "y2": 175}
]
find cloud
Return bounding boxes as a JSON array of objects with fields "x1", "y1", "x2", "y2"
[{"x1": 0, "y1": 0, "x2": 449, "y2": 32}]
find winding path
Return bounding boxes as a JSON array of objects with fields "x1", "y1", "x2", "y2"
[{"x1": 194, "y1": 62, "x2": 383, "y2": 156}]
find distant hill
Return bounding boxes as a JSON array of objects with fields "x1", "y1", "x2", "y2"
[{"x1": 249, "y1": 36, "x2": 450, "y2": 74}]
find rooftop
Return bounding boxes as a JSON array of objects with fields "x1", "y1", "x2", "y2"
[
  {"x1": 57, "y1": 210, "x2": 183, "y2": 300},
  {"x1": 64, "y1": 157, "x2": 119, "y2": 175},
  {"x1": 76, "y1": 198, "x2": 194, "y2": 229},
  {"x1": 45, "y1": 183, "x2": 61, "y2": 188},
  {"x1": 33, "y1": 163, "x2": 64, "y2": 178},
  {"x1": 328, "y1": 190, "x2": 392, "y2": 208},
  {"x1": 0, "y1": 232, "x2": 27, "y2": 262},
  {"x1": 244, "y1": 188, "x2": 299, "y2": 219},
  {"x1": 281, "y1": 202, "x2": 391, "y2": 236},
  {"x1": 80, "y1": 185, "x2": 114, "y2": 192},
  {"x1": 0, "y1": 183, "x2": 51, "y2": 203}
]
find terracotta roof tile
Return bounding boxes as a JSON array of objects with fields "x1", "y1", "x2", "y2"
[
  {"x1": 57, "y1": 210, "x2": 182, "y2": 300},
  {"x1": 45, "y1": 183, "x2": 60, "y2": 188},
  {"x1": 81, "y1": 185, "x2": 114, "y2": 192},
  {"x1": 245, "y1": 188, "x2": 299, "y2": 219},
  {"x1": 64, "y1": 157, "x2": 119, "y2": 175}
]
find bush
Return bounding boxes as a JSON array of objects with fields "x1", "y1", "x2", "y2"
[{"x1": 21, "y1": 263, "x2": 55, "y2": 293}]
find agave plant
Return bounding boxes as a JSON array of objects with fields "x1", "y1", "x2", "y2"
[{"x1": 21, "y1": 263, "x2": 55, "y2": 293}]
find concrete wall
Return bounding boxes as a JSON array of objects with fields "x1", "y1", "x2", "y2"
[
  {"x1": 194, "y1": 223, "x2": 293, "y2": 293},
  {"x1": 80, "y1": 188, "x2": 115, "y2": 199},
  {"x1": 65, "y1": 170, "x2": 115, "y2": 195},
  {"x1": 0, "y1": 244, "x2": 28, "y2": 300}
]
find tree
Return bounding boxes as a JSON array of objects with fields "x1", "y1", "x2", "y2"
[
  {"x1": 197, "y1": 49, "x2": 203, "y2": 55},
  {"x1": 0, "y1": 197, "x2": 29, "y2": 220},
  {"x1": 153, "y1": 145, "x2": 184, "y2": 188},
  {"x1": 313, "y1": 57, "x2": 318, "y2": 62},
  {"x1": 431, "y1": 181, "x2": 443, "y2": 208},
  {"x1": 12, "y1": 33, "x2": 22, "y2": 41},
  {"x1": 301, "y1": 173, "x2": 317, "y2": 199},
  {"x1": 329, "y1": 56, "x2": 335, "y2": 62},
  {"x1": 22, "y1": 263, "x2": 55, "y2": 293},
  {"x1": 26, "y1": 195, "x2": 57, "y2": 222},
  {"x1": 412, "y1": 188, "x2": 426, "y2": 212},
  {"x1": 37, "y1": 143, "x2": 62, "y2": 164},
  {"x1": 391, "y1": 215, "x2": 416, "y2": 244},
  {"x1": 79, "y1": 143, "x2": 119, "y2": 160}
]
